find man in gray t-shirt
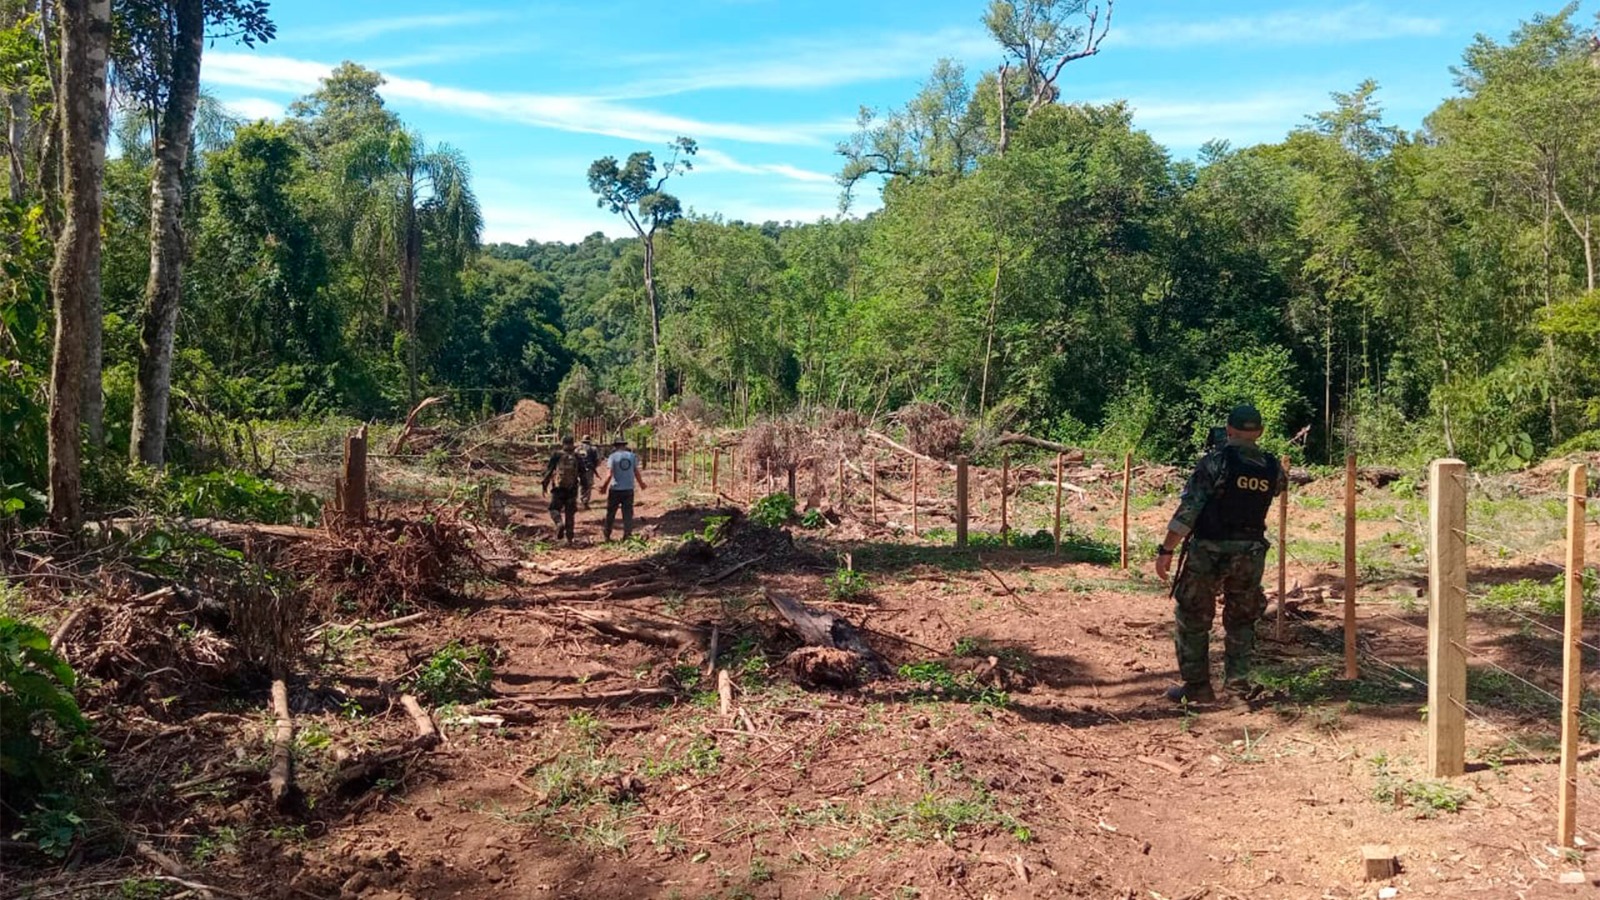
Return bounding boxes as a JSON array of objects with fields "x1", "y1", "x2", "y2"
[{"x1": 598, "y1": 437, "x2": 648, "y2": 541}]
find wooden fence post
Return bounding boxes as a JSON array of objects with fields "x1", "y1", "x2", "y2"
[
  {"x1": 672, "y1": 443, "x2": 680, "y2": 483},
  {"x1": 1276, "y1": 454, "x2": 1291, "y2": 642},
  {"x1": 1053, "y1": 452, "x2": 1065, "y2": 555},
  {"x1": 712, "y1": 447, "x2": 720, "y2": 495},
  {"x1": 1559, "y1": 463, "x2": 1589, "y2": 847},
  {"x1": 1000, "y1": 455, "x2": 1009, "y2": 536},
  {"x1": 1120, "y1": 451, "x2": 1132, "y2": 569},
  {"x1": 955, "y1": 456, "x2": 969, "y2": 548},
  {"x1": 912, "y1": 458, "x2": 919, "y2": 537},
  {"x1": 1428, "y1": 458, "x2": 1468, "y2": 779},
  {"x1": 787, "y1": 464, "x2": 797, "y2": 500},
  {"x1": 837, "y1": 457, "x2": 846, "y2": 511},
  {"x1": 339, "y1": 425, "x2": 368, "y2": 525},
  {"x1": 1344, "y1": 452, "x2": 1359, "y2": 679}
]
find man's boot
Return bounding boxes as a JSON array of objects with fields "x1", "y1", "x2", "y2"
[{"x1": 1164, "y1": 682, "x2": 1216, "y2": 704}]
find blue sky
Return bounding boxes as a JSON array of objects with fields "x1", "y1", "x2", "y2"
[{"x1": 201, "y1": 1, "x2": 1548, "y2": 244}]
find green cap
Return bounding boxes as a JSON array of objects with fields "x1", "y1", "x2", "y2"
[{"x1": 1227, "y1": 404, "x2": 1263, "y2": 431}]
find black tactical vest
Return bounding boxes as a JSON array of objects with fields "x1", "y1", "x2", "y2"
[{"x1": 1193, "y1": 445, "x2": 1280, "y2": 541}]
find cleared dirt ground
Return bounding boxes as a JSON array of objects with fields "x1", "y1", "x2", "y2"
[{"x1": 7, "y1": 450, "x2": 1600, "y2": 900}]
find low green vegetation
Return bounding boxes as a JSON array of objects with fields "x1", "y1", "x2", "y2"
[
  {"x1": 896, "y1": 661, "x2": 1009, "y2": 708},
  {"x1": 406, "y1": 641, "x2": 496, "y2": 706},
  {"x1": 826, "y1": 568, "x2": 871, "y2": 602},
  {"x1": 1369, "y1": 753, "x2": 1471, "y2": 817},
  {"x1": 749, "y1": 493, "x2": 797, "y2": 528}
]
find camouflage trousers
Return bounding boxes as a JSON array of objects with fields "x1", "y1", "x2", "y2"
[{"x1": 1172, "y1": 539, "x2": 1269, "y2": 686}]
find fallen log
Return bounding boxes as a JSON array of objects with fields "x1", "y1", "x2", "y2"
[
  {"x1": 268, "y1": 678, "x2": 295, "y2": 810},
  {"x1": 767, "y1": 592, "x2": 885, "y2": 675},
  {"x1": 701, "y1": 553, "x2": 767, "y2": 585}
]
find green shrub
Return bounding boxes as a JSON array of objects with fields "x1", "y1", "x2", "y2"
[
  {"x1": 826, "y1": 568, "x2": 871, "y2": 602},
  {"x1": 407, "y1": 641, "x2": 495, "y2": 705},
  {"x1": 799, "y1": 509, "x2": 827, "y2": 529},
  {"x1": 749, "y1": 492, "x2": 796, "y2": 528},
  {"x1": 1, "y1": 616, "x2": 98, "y2": 845}
]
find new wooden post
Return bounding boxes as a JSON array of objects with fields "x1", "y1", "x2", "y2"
[
  {"x1": 955, "y1": 456, "x2": 969, "y2": 548},
  {"x1": 911, "y1": 458, "x2": 920, "y2": 537},
  {"x1": 1559, "y1": 463, "x2": 1589, "y2": 847},
  {"x1": 1276, "y1": 454, "x2": 1291, "y2": 642},
  {"x1": 837, "y1": 457, "x2": 846, "y2": 511},
  {"x1": 1053, "y1": 452, "x2": 1065, "y2": 554},
  {"x1": 787, "y1": 463, "x2": 797, "y2": 500},
  {"x1": 1427, "y1": 458, "x2": 1468, "y2": 779},
  {"x1": 1000, "y1": 455, "x2": 1009, "y2": 536},
  {"x1": 672, "y1": 443, "x2": 680, "y2": 483},
  {"x1": 1344, "y1": 452, "x2": 1359, "y2": 679},
  {"x1": 1119, "y1": 451, "x2": 1132, "y2": 569},
  {"x1": 712, "y1": 447, "x2": 721, "y2": 495},
  {"x1": 341, "y1": 425, "x2": 368, "y2": 524}
]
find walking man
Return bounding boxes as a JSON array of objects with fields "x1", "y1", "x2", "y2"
[
  {"x1": 578, "y1": 434, "x2": 601, "y2": 509},
  {"x1": 541, "y1": 435, "x2": 589, "y2": 543},
  {"x1": 1154, "y1": 404, "x2": 1287, "y2": 703},
  {"x1": 598, "y1": 436, "x2": 647, "y2": 542}
]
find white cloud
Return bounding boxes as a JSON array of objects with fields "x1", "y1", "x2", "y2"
[
  {"x1": 1114, "y1": 4, "x2": 1443, "y2": 49},
  {"x1": 1114, "y1": 90, "x2": 1329, "y2": 151},
  {"x1": 602, "y1": 27, "x2": 997, "y2": 99},
  {"x1": 223, "y1": 97, "x2": 283, "y2": 121},
  {"x1": 291, "y1": 11, "x2": 516, "y2": 44},
  {"x1": 203, "y1": 51, "x2": 848, "y2": 146},
  {"x1": 695, "y1": 148, "x2": 836, "y2": 185}
]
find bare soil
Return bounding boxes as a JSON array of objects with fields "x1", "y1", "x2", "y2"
[{"x1": 7, "y1": 451, "x2": 1600, "y2": 900}]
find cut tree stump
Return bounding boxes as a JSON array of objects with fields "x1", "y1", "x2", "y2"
[{"x1": 767, "y1": 592, "x2": 884, "y2": 676}]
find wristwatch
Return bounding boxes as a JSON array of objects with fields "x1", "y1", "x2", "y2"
[{"x1": 1156, "y1": 546, "x2": 1174, "y2": 557}]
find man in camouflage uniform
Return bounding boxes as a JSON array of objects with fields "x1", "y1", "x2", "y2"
[{"x1": 1154, "y1": 404, "x2": 1287, "y2": 703}]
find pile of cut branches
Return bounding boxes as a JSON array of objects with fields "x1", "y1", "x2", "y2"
[
  {"x1": 286, "y1": 507, "x2": 485, "y2": 616},
  {"x1": 891, "y1": 402, "x2": 966, "y2": 460}
]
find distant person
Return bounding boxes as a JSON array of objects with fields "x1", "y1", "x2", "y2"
[
  {"x1": 1154, "y1": 404, "x2": 1287, "y2": 703},
  {"x1": 597, "y1": 436, "x2": 647, "y2": 542},
  {"x1": 540, "y1": 435, "x2": 589, "y2": 543},
  {"x1": 578, "y1": 434, "x2": 601, "y2": 509}
]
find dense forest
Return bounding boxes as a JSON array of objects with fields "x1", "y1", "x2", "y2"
[{"x1": 4, "y1": 1, "x2": 1600, "y2": 528}]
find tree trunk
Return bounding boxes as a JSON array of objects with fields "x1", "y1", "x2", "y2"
[
  {"x1": 978, "y1": 248, "x2": 1002, "y2": 416},
  {"x1": 47, "y1": 0, "x2": 111, "y2": 528},
  {"x1": 403, "y1": 165, "x2": 419, "y2": 407},
  {"x1": 129, "y1": 0, "x2": 202, "y2": 467},
  {"x1": 6, "y1": 79, "x2": 26, "y2": 203},
  {"x1": 642, "y1": 234, "x2": 663, "y2": 414}
]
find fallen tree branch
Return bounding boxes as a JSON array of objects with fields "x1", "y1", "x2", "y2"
[
  {"x1": 399, "y1": 694, "x2": 440, "y2": 748},
  {"x1": 49, "y1": 607, "x2": 86, "y2": 653},
  {"x1": 866, "y1": 430, "x2": 955, "y2": 471},
  {"x1": 490, "y1": 686, "x2": 678, "y2": 706},
  {"x1": 996, "y1": 433, "x2": 1086, "y2": 459},
  {"x1": 701, "y1": 553, "x2": 767, "y2": 585},
  {"x1": 390, "y1": 395, "x2": 450, "y2": 454},
  {"x1": 136, "y1": 842, "x2": 218, "y2": 900},
  {"x1": 540, "y1": 606, "x2": 703, "y2": 648},
  {"x1": 268, "y1": 679, "x2": 295, "y2": 810}
]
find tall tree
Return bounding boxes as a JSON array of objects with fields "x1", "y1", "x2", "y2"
[
  {"x1": 121, "y1": 0, "x2": 274, "y2": 466},
  {"x1": 587, "y1": 136, "x2": 695, "y2": 414},
  {"x1": 984, "y1": 0, "x2": 1112, "y2": 153},
  {"x1": 47, "y1": 0, "x2": 112, "y2": 527}
]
